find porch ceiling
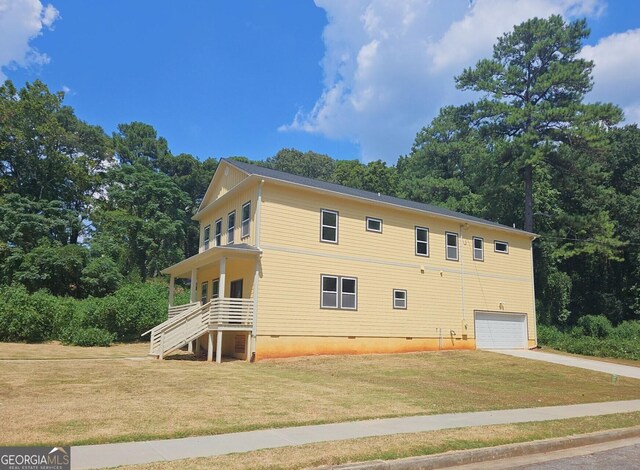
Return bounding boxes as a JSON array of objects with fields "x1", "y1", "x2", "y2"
[{"x1": 161, "y1": 244, "x2": 261, "y2": 278}]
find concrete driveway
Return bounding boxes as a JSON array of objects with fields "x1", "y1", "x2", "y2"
[{"x1": 490, "y1": 350, "x2": 640, "y2": 380}]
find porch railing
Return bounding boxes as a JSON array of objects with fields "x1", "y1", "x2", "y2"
[
  {"x1": 168, "y1": 302, "x2": 200, "y2": 319},
  {"x1": 208, "y1": 298, "x2": 254, "y2": 329}
]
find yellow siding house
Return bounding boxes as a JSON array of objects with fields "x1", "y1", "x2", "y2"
[{"x1": 146, "y1": 159, "x2": 538, "y2": 362}]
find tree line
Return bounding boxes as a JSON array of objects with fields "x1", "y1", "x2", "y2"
[{"x1": 0, "y1": 15, "x2": 638, "y2": 346}]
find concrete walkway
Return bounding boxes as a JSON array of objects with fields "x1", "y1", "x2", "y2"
[
  {"x1": 490, "y1": 350, "x2": 640, "y2": 380},
  {"x1": 71, "y1": 400, "x2": 640, "y2": 470}
]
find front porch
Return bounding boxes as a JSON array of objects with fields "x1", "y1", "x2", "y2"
[{"x1": 149, "y1": 243, "x2": 262, "y2": 363}]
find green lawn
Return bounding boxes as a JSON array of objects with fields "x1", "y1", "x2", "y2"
[{"x1": 0, "y1": 342, "x2": 639, "y2": 447}]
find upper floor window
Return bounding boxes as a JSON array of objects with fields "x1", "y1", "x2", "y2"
[
  {"x1": 227, "y1": 210, "x2": 236, "y2": 245},
  {"x1": 212, "y1": 278, "x2": 220, "y2": 299},
  {"x1": 203, "y1": 225, "x2": 210, "y2": 250},
  {"x1": 241, "y1": 201, "x2": 251, "y2": 239},
  {"x1": 473, "y1": 237, "x2": 484, "y2": 261},
  {"x1": 366, "y1": 217, "x2": 382, "y2": 233},
  {"x1": 446, "y1": 232, "x2": 459, "y2": 261},
  {"x1": 201, "y1": 281, "x2": 208, "y2": 304},
  {"x1": 494, "y1": 240, "x2": 509, "y2": 254},
  {"x1": 321, "y1": 209, "x2": 338, "y2": 243},
  {"x1": 415, "y1": 226, "x2": 429, "y2": 256},
  {"x1": 214, "y1": 218, "x2": 222, "y2": 246}
]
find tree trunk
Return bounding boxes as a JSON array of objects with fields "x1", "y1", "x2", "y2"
[{"x1": 523, "y1": 164, "x2": 534, "y2": 232}]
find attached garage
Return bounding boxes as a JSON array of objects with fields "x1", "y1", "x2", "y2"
[{"x1": 474, "y1": 311, "x2": 528, "y2": 349}]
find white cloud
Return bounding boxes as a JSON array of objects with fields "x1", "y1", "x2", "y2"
[
  {"x1": 0, "y1": 0, "x2": 59, "y2": 81},
  {"x1": 581, "y1": 29, "x2": 640, "y2": 124},
  {"x1": 281, "y1": 0, "x2": 607, "y2": 162}
]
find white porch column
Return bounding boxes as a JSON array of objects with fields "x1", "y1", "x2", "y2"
[
  {"x1": 195, "y1": 338, "x2": 201, "y2": 355},
  {"x1": 187, "y1": 341, "x2": 193, "y2": 353},
  {"x1": 216, "y1": 330, "x2": 223, "y2": 364},
  {"x1": 219, "y1": 257, "x2": 227, "y2": 299},
  {"x1": 207, "y1": 332, "x2": 214, "y2": 362},
  {"x1": 246, "y1": 333, "x2": 252, "y2": 362},
  {"x1": 190, "y1": 268, "x2": 197, "y2": 303},
  {"x1": 168, "y1": 275, "x2": 175, "y2": 307}
]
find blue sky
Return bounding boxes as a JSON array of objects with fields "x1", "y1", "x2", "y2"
[{"x1": 2, "y1": 1, "x2": 640, "y2": 163}]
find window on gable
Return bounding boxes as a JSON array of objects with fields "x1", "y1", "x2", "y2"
[
  {"x1": 214, "y1": 219, "x2": 222, "y2": 246},
  {"x1": 227, "y1": 210, "x2": 236, "y2": 245},
  {"x1": 494, "y1": 240, "x2": 509, "y2": 254},
  {"x1": 366, "y1": 217, "x2": 382, "y2": 233},
  {"x1": 321, "y1": 209, "x2": 338, "y2": 243},
  {"x1": 241, "y1": 201, "x2": 251, "y2": 239},
  {"x1": 393, "y1": 289, "x2": 407, "y2": 309},
  {"x1": 473, "y1": 237, "x2": 484, "y2": 261},
  {"x1": 201, "y1": 281, "x2": 208, "y2": 304},
  {"x1": 415, "y1": 226, "x2": 429, "y2": 256},
  {"x1": 203, "y1": 225, "x2": 210, "y2": 250},
  {"x1": 446, "y1": 232, "x2": 459, "y2": 261}
]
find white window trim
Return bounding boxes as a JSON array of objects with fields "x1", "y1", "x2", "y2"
[
  {"x1": 494, "y1": 240, "x2": 509, "y2": 254},
  {"x1": 320, "y1": 209, "x2": 339, "y2": 244},
  {"x1": 415, "y1": 226, "x2": 429, "y2": 257},
  {"x1": 340, "y1": 277, "x2": 358, "y2": 311},
  {"x1": 321, "y1": 275, "x2": 339, "y2": 309},
  {"x1": 473, "y1": 236, "x2": 484, "y2": 261},
  {"x1": 241, "y1": 201, "x2": 251, "y2": 239},
  {"x1": 227, "y1": 210, "x2": 236, "y2": 245},
  {"x1": 214, "y1": 218, "x2": 222, "y2": 247},
  {"x1": 393, "y1": 289, "x2": 407, "y2": 310},
  {"x1": 203, "y1": 225, "x2": 210, "y2": 250},
  {"x1": 446, "y1": 231, "x2": 459, "y2": 261},
  {"x1": 366, "y1": 216, "x2": 383, "y2": 233}
]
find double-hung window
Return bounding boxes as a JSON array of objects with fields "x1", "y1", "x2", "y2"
[
  {"x1": 201, "y1": 281, "x2": 208, "y2": 304},
  {"x1": 415, "y1": 226, "x2": 429, "y2": 256},
  {"x1": 473, "y1": 237, "x2": 484, "y2": 261},
  {"x1": 241, "y1": 201, "x2": 251, "y2": 239},
  {"x1": 446, "y1": 232, "x2": 459, "y2": 261},
  {"x1": 321, "y1": 209, "x2": 338, "y2": 243},
  {"x1": 393, "y1": 289, "x2": 407, "y2": 309},
  {"x1": 203, "y1": 225, "x2": 210, "y2": 250},
  {"x1": 212, "y1": 279, "x2": 220, "y2": 299},
  {"x1": 227, "y1": 210, "x2": 236, "y2": 245},
  {"x1": 321, "y1": 275, "x2": 357, "y2": 310},
  {"x1": 214, "y1": 218, "x2": 222, "y2": 246}
]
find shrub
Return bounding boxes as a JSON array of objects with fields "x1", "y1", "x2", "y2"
[
  {"x1": 62, "y1": 327, "x2": 115, "y2": 347},
  {"x1": 614, "y1": 321, "x2": 640, "y2": 341},
  {"x1": 576, "y1": 315, "x2": 613, "y2": 338},
  {"x1": 0, "y1": 285, "x2": 54, "y2": 342}
]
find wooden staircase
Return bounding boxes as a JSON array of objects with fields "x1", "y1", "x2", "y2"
[{"x1": 144, "y1": 302, "x2": 210, "y2": 359}]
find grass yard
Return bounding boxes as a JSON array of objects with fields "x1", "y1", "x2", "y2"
[
  {"x1": 0, "y1": 343, "x2": 639, "y2": 447},
  {"x1": 125, "y1": 412, "x2": 640, "y2": 470},
  {"x1": 539, "y1": 346, "x2": 640, "y2": 368}
]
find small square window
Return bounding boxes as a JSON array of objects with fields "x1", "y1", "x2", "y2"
[
  {"x1": 494, "y1": 240, "x2": 509, "y2": 254},
  {"x1": 446, "y1": 232, "x2": 459, "y2": 261},
  {"x1": 416, "y1": 227, "x2": 429, "y2": 256},
  {"x1": 366, "y1": 217, "x2": 382, "y2": 233},
  {"x1": 473, "y1": 237, "x2": 484, "y2": 261},
  {"x1": 321, "y1": 210, "x2": 338, "y2": 243},
  {"x1": 393, "y1": 289, "x2": 407, "y2": 309}
]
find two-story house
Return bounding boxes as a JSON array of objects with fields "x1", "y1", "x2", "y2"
[{"x1": 146, "y1": 158, "x2": 538, "y2": 362}]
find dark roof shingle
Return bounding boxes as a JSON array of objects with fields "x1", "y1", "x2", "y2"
[{"x1": 223, "y1": 158, "x2": 533, "y2": 236}]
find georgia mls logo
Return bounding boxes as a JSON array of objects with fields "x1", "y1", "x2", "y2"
[{"x1": 0, "y1": 446, "x2": 70, "y2": 470}]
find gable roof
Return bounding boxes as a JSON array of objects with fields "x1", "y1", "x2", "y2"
[{"x1": 223, "y1": 158, "x2": 535, "y2": 237}]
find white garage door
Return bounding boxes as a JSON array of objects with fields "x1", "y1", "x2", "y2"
[{"x1": 475, "y1": 312, "x2": 527, "y2": 349}]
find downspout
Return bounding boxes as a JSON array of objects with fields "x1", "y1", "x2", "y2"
[
  {"x1": 251, "y1": 179, "x2": 264, "y2": 361},
  {"x1": 529, "y1": 235, "x2": 539, "y2": 349},
  {"x1": 460, "y1": 224, "x2": 468, "y2": 334}
]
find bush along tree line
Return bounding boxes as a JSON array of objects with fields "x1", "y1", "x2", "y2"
[{"x1": 0, "y1": 15, "x2": 638, "y2": 354}]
